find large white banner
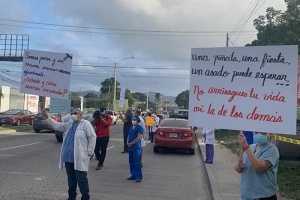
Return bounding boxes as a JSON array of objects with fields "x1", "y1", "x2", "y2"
[
  {"x1": 20, "y1": 49, "x2": 73, "y2": 99},
  {"x1": 119, "y1": 88, "x2": 125, "y2": 108},
  {"x1": 188, "y1": 45, "x2": 298, "y2": 135}
]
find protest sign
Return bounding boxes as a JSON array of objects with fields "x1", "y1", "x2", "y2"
[
  {"x1": 188, "y1": 45, "x2": 298, "y2": 135},
  {"x1": 20, "y1": 49, "x2": 72, "y2": 99},
  {"x1": 49, "y1": 98, "x2": 72, "y2": 113},
  {"x1": 119, "y1": 88, "x2": 125, "y2": 108}
]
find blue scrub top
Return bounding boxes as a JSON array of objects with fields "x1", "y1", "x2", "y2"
[{"x1": 128, "y1": 124, "x2": 144, "y2": 150}]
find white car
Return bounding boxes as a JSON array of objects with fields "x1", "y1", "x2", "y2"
[{"x1": 106, "y1": 110, "x2": 118, "y2": 124}]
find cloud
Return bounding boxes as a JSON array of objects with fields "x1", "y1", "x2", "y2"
[{"x1": 0, "y1": 0, "x2": 288, "y2": 96}]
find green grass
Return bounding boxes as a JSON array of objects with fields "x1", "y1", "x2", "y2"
[
  {"x1": 216, "y1": 129, "x2": 300, "y2": 199},
  {"x1": 215, "y1": 129, "x2": 240, "y2": 155}
]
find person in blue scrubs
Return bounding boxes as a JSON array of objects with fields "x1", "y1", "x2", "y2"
[
  {"x1": 127, "y1": 115, "x2": 144, "y2": 182},
  {"x1": 242, "y1": 131, "x2": 254, "y2": 144},
  {"x1": 235, "y1": 132, "x2": 279, "y2": 200}
]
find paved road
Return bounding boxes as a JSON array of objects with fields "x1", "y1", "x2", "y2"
[{"x1": 0, "y1": 122, "x2": 210, "y2": 200}]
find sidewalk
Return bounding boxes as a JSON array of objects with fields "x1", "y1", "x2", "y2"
[{"x1": 195, "y1": 130, "x2": 290, "y2": 200}]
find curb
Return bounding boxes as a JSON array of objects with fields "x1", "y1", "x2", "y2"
[
  {"x1": 195, "y1": 132, "x2": 215, "y2": 200},
  {"x1": 0, "y1": 128, "x2": 33, "y2": 134}
]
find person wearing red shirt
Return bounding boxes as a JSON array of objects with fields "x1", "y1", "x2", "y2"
[{"x1": 92, "y1": 108, "x2": 112, "y2": 170}]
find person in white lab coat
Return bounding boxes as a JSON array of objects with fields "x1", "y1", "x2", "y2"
[
  {"x1": 42, "y1": 108, "x2": 96, "y2": 200},
  {"x1": 202, "y1": 127, "x2": 216, "y2": 164},
  {"x1": 149, "y1": 112, "x2": 160, "y2": 143}
]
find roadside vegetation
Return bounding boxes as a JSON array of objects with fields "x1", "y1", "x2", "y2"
[{"x1": 215, "y1": 129, "x2": 300, "y2": 200}]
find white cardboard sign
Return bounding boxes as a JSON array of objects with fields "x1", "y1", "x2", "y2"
[
  {"x1": 188, "y1": 45, "x2": 298, "y2": 135},
  {"x1": 119, "y1": 88, "x2": 125, "y2": 108},
  {"x1": 20, "y1": 49, "x2": 73, "y2": 99}
]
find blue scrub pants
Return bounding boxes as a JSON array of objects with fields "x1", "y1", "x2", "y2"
[{"x1": 129, "y1": 148, "x2": 143, "y2": 180}]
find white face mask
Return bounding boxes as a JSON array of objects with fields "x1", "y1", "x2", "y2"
[
  {"x1": 132, "y1": 121, "x2": 137, "y2": 126},
  {"x1": 71, "y1": 114, "x2": 78, "y2": 122}
]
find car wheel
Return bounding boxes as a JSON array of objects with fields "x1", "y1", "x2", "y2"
[
  {"x1": 16, "y1": 119, "x2": 21, "y2": 126},
  {"x1": 34, "y1": 129, "x2": 40, "y2": 133},
  {"x1": 153, "y1": 146, "x2": 159, "y2": 153},
  {"x1": 189, "y1": 149, "x2": 195, "y2": 155},
  {"x1": 114, "y1": 121, "x2": 116, "y2": 124}
]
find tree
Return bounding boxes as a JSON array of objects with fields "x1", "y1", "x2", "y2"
[
  {"x1": 246, "y1": 1, "x2": 300, "y2": 47},
  {"x1": 125, "y1": 89, "x2": 135, "y2": 108},
  {"x1": 84, "y1": 92, "x2": 99, "y2": 108},
  {"x1": 70, "y1": 92, "x2": 81, "y2": 108},
  {"x1": 132, "y1": 92, "x2": 147, "y2": 102},
  {"x1": 175, "y1": 90, "x2": 189, "y2": 109},
  {"x1": 100, "y1": 77, "x2": 121, "y2": 95},
  {"x1": 155, "y1": 93, "x2": 161, "y2": 104}
]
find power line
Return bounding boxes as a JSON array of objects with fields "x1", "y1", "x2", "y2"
[
  {"x1": 0, "y1": 18, "x2": 257, "y2": 34},
  {"x1": 0, "y1": 23, "x2": 257, "y2": 37}
]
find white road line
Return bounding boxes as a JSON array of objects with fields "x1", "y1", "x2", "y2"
[
  {"x1": 107, "y1": 146, "x2": 115, "y2": 150},
  {"x1": 0, "y1": 171, "x2": 38, "y2": 175},
  {"x1": 0, "y1": 142, "x2": 42, "y2": 151}
]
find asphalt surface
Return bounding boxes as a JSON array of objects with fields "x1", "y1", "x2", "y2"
[{"x1": 0, "y1": 122, "x2": 210, "y2": 200}]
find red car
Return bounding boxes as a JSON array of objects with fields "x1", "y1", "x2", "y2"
[
  {"x1": 154, "y1": 118, "x2": 195, "y2": 155},
  {"x1": 0, "y1": 109, "x2": 36, "y2": 126}
]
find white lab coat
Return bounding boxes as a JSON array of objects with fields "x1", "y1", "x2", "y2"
[
  {"x1": 46, "y1": 117, "x2": 96, "y2": 171},
  {"x1": 203, "y1": 127, "x2": 215, "y2": 145},
  {"x1": 61, "y1": 113, "x2": 73, "y2": 122},
  {"x1": 138, "y1": 116, "x2": 147, "y2": 147},
  {"x1": 150, "y1": 116, "x2": 160, "y2": 133}
]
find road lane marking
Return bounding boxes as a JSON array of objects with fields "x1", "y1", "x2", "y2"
[
  {"x1": 0, "y1": 171, "x2": 38, "y2": 175},
  {"x1": 107, "y1": 146, "x2": 115, "y2": 150},
  {"x1": 0, "y1": 142, "x2": 42, "y2": 151}
]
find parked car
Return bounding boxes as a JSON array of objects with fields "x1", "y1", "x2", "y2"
[
  {"x1": 106, "y1": 110, "x2": 118, "y2": 124},
  {"x1": 32, "y1": 112, "x2": 66, "y2": 133},
  {"x1": 154, "y1": 118, "x2": 195, "y2": 155},
  {"x1": 0, "y1": 109, "x2": 36, "y2": 126}
]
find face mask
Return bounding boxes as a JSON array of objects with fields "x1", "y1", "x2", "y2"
[
  {"x1": 253, "y1": 133, "x2": 268, "y2": 144},
  {"x1": 132, "y1": 121, "x2": 137, "y2": 125},
  {"x1": 71, "y1": 114, "x2": 78, "y2": 122}
]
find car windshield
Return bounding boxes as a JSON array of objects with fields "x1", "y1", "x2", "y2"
[
  {"x1": 3, "y1": 110, "x2": 22, "y2": 115},
  {"x1": 159, "y1": 120, "x2": 188, "y2": 128}
]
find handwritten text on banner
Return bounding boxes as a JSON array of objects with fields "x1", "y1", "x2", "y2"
[
  {"x1": 188, "y1": 45, "x2": 298, "y2": 135},
  {"x1": 20, "y1": 49, "x2": 73, "y2": 99}
]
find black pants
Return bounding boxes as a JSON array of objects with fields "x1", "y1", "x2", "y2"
[
  {"x1": 65, "y1": 162, "x2": 90, "y2": 200},
  {"x1": 94, "y1": 136, "x2": 109, "y2": 165},
  {"x1": 123, "y1": 128, "x2": 129, "y2": 152},
  {"x1": 259, "y1": 194, "x2": 277, "y2": 200}
]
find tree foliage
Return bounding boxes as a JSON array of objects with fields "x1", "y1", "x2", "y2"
[
  {"x1": 70, "y1": 92, "x2": 81, "y2": 108},
  {"x1": 175, "y1": 90, "x2": 189, "y2": 109},
  {"x1": 247, "y1": 1, "x2": 300, "y2": 47},
  {"x1": 125, "y1": 89, "x2": 135, "y2": 107},
  {"x1": 84, "y1": 92, "x2": 99, "y2": 108},
  {"x1": 132, "y1": 92, "x2": 147, "y2": 102},
  {"x1": 155, "y1": 92, "x2": 161, "y2": 104},
  {"x1": 100, "y1": 77, "x2": 121, "y2": 95}
]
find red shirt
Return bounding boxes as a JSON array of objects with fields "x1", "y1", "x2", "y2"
[{"x1": 92, "y1": 115, "x2": 112, "y2": 138}]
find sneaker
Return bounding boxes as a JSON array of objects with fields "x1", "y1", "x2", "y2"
[
  {"x1": 96, "y1": 165, "x2": 103, "y2": 170},
  {"x1": 136, "y1": 179, "x2": 142, "y2": 182},
  {"x1": 127, "y1": 177, "x2": 136, "y2": 180}
]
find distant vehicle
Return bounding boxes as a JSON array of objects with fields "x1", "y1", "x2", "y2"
[
  {"x1": 32, "y1": 112, "x2": 66, "y2": 133},
  {"x1": 83, "y1": 110, "x2": 95, "y2": 115},
  {"x1": 169, "y1": 114, "x2": 188, "y2": 119},
  {"x1": 106, "y1": 110, "x2": 118, "y2": 124},
  {"x1": 154, "y1": 118, "x2": 195, "y2": 155},
  {"x1": 175, "y1": 109, "x2": 189, "y2": 116},
  {"x1": 0, "y1": 109, "x2": 36, "y2": 126}
]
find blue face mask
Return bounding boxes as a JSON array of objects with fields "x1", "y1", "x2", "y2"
[{"x1": 253, "y1": 133, "x2": 268, "y2": 144}]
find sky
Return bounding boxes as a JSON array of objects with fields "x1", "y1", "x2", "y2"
[{"x1": 0, "y1": 0, "x2": 288, "y2": 97}]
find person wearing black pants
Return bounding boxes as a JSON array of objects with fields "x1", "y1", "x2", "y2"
[
  {"x1": 119, "y1": 109, "x2": 133, "y2": 153},
  {"x1": 94, "y1": 136, "x2": 109, "y2": 168},
  {"x1": 92, "y1": 108, "x2": 112, "y2": 170}
]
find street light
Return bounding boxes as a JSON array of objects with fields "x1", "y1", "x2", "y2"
[{"x1": 99, "y1": 57, "x2": 134, "y2": 102}]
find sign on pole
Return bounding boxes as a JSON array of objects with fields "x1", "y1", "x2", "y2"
[
  {"x1": 188, "y1": 45, "x2": 298, "y2": 135},
  {"x1": 119, "y1": 88, "x2": 125, "y2": 108},
  {"x1": 20, "y1": 49, "x2": 73, "y2": 99}
]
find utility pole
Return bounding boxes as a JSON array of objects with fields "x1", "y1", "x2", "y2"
[
  {"x1": 226, "y1": 33, "x2": 229, "y2": 47},
  {"x1": 146, "y1": 85, "x2": 149, "y2": 111},
  {"x1": 113, "y1": 62, "x2": 117, "y2": 102}
]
